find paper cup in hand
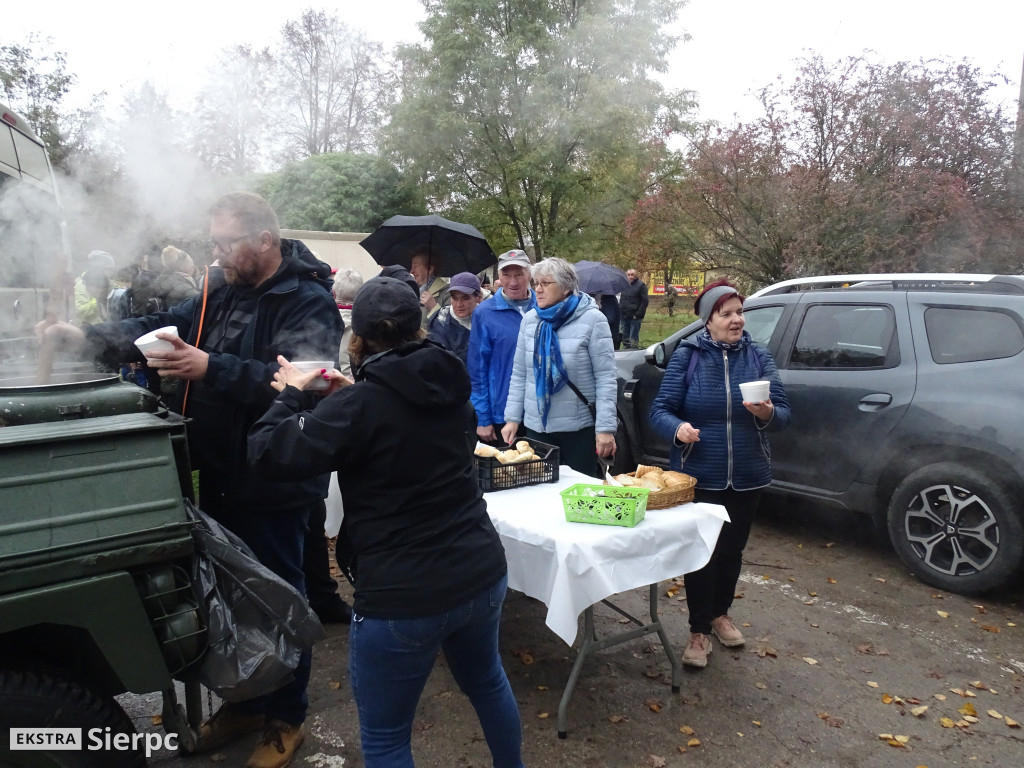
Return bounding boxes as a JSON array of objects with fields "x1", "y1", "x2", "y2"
[
  {"x1": 290, "y1": 360, "x2": 334, "y2": 391},
  {"x1": 739, "y1": 380, "x2": 771, "y2": 402},
  {"x1": 135, "y1": 326, "x2": 179, "y2": 357}
]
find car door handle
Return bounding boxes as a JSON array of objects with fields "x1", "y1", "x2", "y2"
[
  {"x1": 858, "y1": 393, "x2": 893, "y2": 412},
  {"x1": 623, "y1": 380, "x2": 638, "y2": 402}
]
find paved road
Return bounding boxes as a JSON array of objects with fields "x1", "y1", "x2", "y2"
[{"x1": 125, "y1": 500, "x2": 1024, "y2": 767}]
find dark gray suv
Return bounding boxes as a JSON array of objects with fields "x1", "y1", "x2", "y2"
[{"x1": 614, "y1": 274, "x2": 1024, "y2": 595}]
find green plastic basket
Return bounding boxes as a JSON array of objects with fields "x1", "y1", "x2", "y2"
[{"x1": 560, "y1": 484, "x2": 650, "y2": 528}]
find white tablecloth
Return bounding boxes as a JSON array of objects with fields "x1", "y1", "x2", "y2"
[{"x1": 484, "y1": 467, "x2": 729, "y2": 645}]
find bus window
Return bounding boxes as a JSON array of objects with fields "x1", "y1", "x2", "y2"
[
  {"x1": 13, "y1": 130, "x2": 53, "y2": 188},
  {"x1": 0, "y1": 123, "x2": 18, "y2": 175}
]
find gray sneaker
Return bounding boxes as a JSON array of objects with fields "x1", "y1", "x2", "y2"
[
  {"x1": 711, "y1": 614, "x2": 745, "y2": 647},
  {"x1": 682, "y1": 632, "x2": 712, "y2": 668}
]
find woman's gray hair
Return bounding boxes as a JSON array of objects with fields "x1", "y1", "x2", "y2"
[
  {"x1": 532, "y1": 257, "x2": 579, "y2": 295},
  {"x1": 332, "y1": 267, "x2": 364, "y2": 303}
]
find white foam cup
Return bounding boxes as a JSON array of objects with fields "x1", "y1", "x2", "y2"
[
  {"x1": 134, "y1": 326, "x2": 179, "y2": 357},
  {"x1": 290, "y1": 360, "x2": 334, "y2": 391},
  {"x1": 739, "y1": 380, "x2": 771, "y2": 402}
]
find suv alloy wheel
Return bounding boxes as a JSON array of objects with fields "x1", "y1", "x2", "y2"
[{"x1": 886, "y1": 463, "x2": 1024, "y2": 594}]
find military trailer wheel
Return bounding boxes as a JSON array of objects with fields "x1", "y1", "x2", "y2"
[
  {"x1": 0, "y1": 668, "x2": 144, "y2": 768},
  {"x1": 886, "y1": 463, "x2": 1024, "y2": 594}
]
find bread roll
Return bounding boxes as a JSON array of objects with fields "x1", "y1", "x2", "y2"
[
  {"x1": 637, "y1": 474, "x2": 666, "y2": 491},
  {"x1": 511, "y1": 450, "x2": 536, "y2": 464},
  {"x1": 614, "y1": 474, "x2": 638, "y2": 487},
  {"x1": 474, "y1": 444, "x2": 500, "y2": 458},
  {"x1": 515, "y1": 440, "x2": 531, "y2": 453},
  {"x1": 662, "y1": 471, "x2": 694, "y2": 488}
]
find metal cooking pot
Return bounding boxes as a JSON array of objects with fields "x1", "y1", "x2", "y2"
[{"x1": 0, "y1": 373, "x2": 160, "y2": 426}]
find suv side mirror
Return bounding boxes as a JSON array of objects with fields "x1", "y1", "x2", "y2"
[{"x1": 651, "y1": 342, "x2": 668, "y2": 368}]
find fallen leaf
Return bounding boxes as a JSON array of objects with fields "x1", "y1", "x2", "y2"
[
  {"x1": 537, "y1": 685, "x2": 548, "y2": 691},
  {"x1": 826, "y1": 541, "x2": 834, "y2": 547},
  {"x1": 911, "y1": 705, "x2": 929, "y2": 717},
  {"x1": 755, "y1": 682, "x2": 768, "y2": 690},
  {"x1": 328, "y1": 681, "x2": 341, "y2": 690},
  {"x1": 940, "y1": 717, "x2": 956, "y2": 728},
  {"x1": 931, "y1": 593, "x2": 944, "y2": 599},
  {"x1": 878, "y1": 732, "x2": 894, "y2": 740},
  {"x1": 810, "y1": 622, "x2": 819, "y2": 628},
  {"x1": 807, "y1": 591, "x2": 818, "y2": 597},
  {"x1": 737, "y1": 731, "x2": 744, "y2": 737},
  {"x1": 987, "y1": 710, "x2": 1003, "y2": 719},
  {"x1": 676, "y1": 746, "x2": 687, "y2": 754},
  {"x1": 608, "y1": 714, "x2": 625, "y2": 723},
  {"x1": 537, "y1": 712, "x2": 549, "y2": 719},
  {"x1": 803, "y1": 600, "x2": 815, "y2": 605},
  {"x1": 867, "y1": 681, "x2": 879, "y2": 688},
  {"x1": 797, "y1": 544, "x2": 803, "y2": 549},
  {"x1": 964, "y1": 690, "x2": 978, "y2": 698},
  {"x1": 643, "y1": 755, "x2": 667, "y2": 768},
  {"x1": 753, "y1": 645, "x2": 778, "y2": 658},
  {"x1": 679, "y1": 725, "x2": 695, "y2": 735},
  {"x1": 937, "y1": 610, "x2": 950, "y2": 618},
  {"x1": 968, "y1": 681, "x2": 988, "y2": 690},
  {"x1": 753, "y1": 720, "x2": 762, "y2": 726},
  {"x1": 963, "y1": 715, "x2": 979, "y2": 724},
  {"x1": 980, "y1": 624, "x2": 1000, "y2": 633},
  {"x1": 950, "y1": 688, "x2": 965, "y2": 696},
  {"x1": 666, "y1": 587, "x2": 679, "y2": 597},
  {"x1": 803, "y1": 657, "x2": 818, "y2": 665},
  {"x1": 150, "y1": 715, "x2": 163, "y2": 726},
  {"x1": 686, "y1": 738, "x2": 701, "y2": 747},
  {"x1": 934, "y1": 694, "x2": 947, "y2": 701},
  {"x1": 882, "y1": 694, "x2": 894, "y2": 704},
  {"x1": 827, "y1": 577, "x2": 837, "y2": 584},
  {"x1": 959, "y1": 702, "x2": 977, "y2": 717},
  {"x1": 875, "y1": 577, "x2": 887, "y2": 583},
  {"x1": 974, "y1": 604, "x2": 987, "y2": 614},
  {"x1": 788, "y1": 577, "x2": 796, "y2": 582},
  {"x1": 762, "y1": 574, "x2": 770, "y2": 580},
  {"x1": 1005, "y1": 717, "x2": 1019, "y2": 728},
  {"x1": 1008, "y1": 622, "x2": 1017, "y2": 627},
  {"x1": 894, "y1": 735, "x2": 910, "y2": 744},
  {"x1": 647, "y1": 701, "x2": 662, "y2": 714}
]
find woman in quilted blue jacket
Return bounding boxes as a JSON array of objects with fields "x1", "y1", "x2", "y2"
[{"x1": 650, "y1": 278, "x2": 790, "y2": 669}]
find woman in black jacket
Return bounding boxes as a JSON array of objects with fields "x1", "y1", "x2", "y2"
[{"x1": 248, "y1": 276, "x2": 523, "y2": 768}]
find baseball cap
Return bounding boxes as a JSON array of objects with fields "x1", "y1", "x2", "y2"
[
  {"x1": 351, "y1": 276, "x2": 422, "y2": 338},
  {"x1": 496, "y1": 249, "x2": 532, "y2": 272},
  {"x1": 448, "y1": 272, "x2": 482, "y2": 296},
  {"x1": 377, "y1": 265, "x2": 420, "y2": 297}
]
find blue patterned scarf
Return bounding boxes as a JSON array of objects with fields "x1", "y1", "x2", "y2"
[{"x1": 533, "y1": 292, "x2": 581, "y2": 428}]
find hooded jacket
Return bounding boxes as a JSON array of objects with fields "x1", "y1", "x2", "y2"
[
  {"x1": 248, "y1": 340, "x2": 507, "y2": 618},
  {"x1": 649, "y1": 330, "x2": 791, "y2": 490},
  {"x1": 467, "y1": 287, "x2": 537, "y2": 428},
  {"x1": 83, "y1": 238, "x2": 342, "y2": 510},
  {"x1": 427, "y1": 306, "x2": 471, "y2": 363},
  {"x1": 503, "y1": 293, "x2": 617, "y2": 435}
]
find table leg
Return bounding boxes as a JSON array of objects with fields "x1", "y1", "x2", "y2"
[{"x1": 555, "y1": 583, "x2": 682, "y2": 738}]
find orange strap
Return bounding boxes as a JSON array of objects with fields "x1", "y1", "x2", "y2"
[{"x1": 181, "y1": 265, "x2": 211, "y2": 416}]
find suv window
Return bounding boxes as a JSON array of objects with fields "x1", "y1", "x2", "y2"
[
  {"x1": 925, "y1": 307, "x2": 1024, "y2": 364},
  {"x1": 744, "y1": 305, "x2": 784, "y2": 345},
  {"x1": 790, "y1": 304, "x2": 897, "y2": 369}
]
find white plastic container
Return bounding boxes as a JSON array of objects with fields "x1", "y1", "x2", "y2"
[
  {"x1": 290, "y1": 360, "x2": 334, "y2": 391},
  {"x1": 134, "y1": 326, "x2": 179, "y2": 357},
  {"x1": 738, "y1": 380, "x2": 771, "y2": 402}
]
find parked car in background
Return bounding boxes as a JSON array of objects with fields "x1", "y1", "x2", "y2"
[{"x1": 614, "y1": 274, "x2": 1024, "y2": 595}]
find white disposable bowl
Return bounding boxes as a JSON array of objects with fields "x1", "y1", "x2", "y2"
[
  {"x1": 290, "y1": 360, "x2": 334, "y2": 391},
  {"x1": 135, "y1": 326, "x2": 179, "y2": 357},
  {"x1": 739, "y1": 380, "x2": 771, "y2": 402}
]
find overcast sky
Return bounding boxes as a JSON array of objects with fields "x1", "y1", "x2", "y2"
[{"x1": 5, "y1": 0, "x2": 1023, "y2": 124}]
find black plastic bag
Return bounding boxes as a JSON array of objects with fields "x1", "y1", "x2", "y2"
[{"x1": 187, "y1": 501, "x2": 324, "y2": 702}]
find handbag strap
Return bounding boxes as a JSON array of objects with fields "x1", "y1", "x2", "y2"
[{"x1": 566, "y1": 379, "x2": 596, "y2": 415}]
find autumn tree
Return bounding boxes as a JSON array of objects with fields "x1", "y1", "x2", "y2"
[
  {"x1": 258, "y1": 152, "x2": 425, "y2": 232},
  {"x1": 628, "y1": 54, "x2": 1024, "y2": 287},
  {"x1": 385, "y1": 0, "x2": 691, "y2": 261},
  {"x1": 275, "y1": 9, "x2": 394, "y2": 159},
  {"x1": 192, "y1": 46, "x2": 274, "y2": 176}
]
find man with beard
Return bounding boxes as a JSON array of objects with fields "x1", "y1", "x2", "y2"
[{"x1": 37, "y1": 192, "x2": 342, "y2": 768}]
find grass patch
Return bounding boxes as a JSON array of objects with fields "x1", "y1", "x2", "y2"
[{"x1": 637, "y1": 300, "x2": 698, "y2": 348}]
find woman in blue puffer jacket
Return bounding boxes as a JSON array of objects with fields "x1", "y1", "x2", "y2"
[{"x1": 650, "y1": 278, "x2": 790, "y2": 669}]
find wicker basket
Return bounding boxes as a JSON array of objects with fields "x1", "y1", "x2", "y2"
[{"x1": 625, "y1": 472, "x2": 697, "y2": 509}]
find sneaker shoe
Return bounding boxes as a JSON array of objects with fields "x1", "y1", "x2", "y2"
[
  {"x1": 682, "y1": 632, "x2": 712, "y2": 668},
  {"x1": 311, "y1": 595, "x2": 352, "y2": 624},
  {"x1": 711, "y1": 614, "x2": 745, "y2": 647},
  {"x1": 245, "y1": 720, "x2": 305, "y2": 768},
  {"x1": 196, "y1": 703, "x2": 264, "y2": 752}
]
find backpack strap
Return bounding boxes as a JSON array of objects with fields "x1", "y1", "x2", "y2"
[{"x1": 684, "y1": 347, "x2": 699, "y2": 387}]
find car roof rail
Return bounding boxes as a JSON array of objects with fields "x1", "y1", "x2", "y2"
[{"x1": 749, "y1": 274, "x2": 1024, "y2": 298}]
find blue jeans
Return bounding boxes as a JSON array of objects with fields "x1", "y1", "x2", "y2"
[
  {"x1": 349, "y1": 573, "x2": 523, "y2": 768},
  {"x1": 620, "y1": 317, "x2": 642, "y2": 346}
]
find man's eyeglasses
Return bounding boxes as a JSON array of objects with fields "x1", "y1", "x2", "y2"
[{"x1": 209, "y1": 234, "x2": 253, "y2": 255}]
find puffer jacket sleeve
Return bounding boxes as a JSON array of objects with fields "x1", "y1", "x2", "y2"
[
  {"x1": 503, "y1": 315, "x2": 531, "y2": 425},
  {"x1": 588, "y1": 309, "x2": 618, "y2": 434},
  {"x1": 650, "y1": 344, "x2": 694, "y2": 444}
]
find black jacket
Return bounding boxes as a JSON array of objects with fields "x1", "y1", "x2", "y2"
[
  {"x1": 84, "y1": 239, "x2": 342, "y2": 510},
  {"x1": 620, "y1": 279, "x2": 650, "y2": 319},
  {"x1": 248, "y1": 340, "x2": 507, "y2": 619}
]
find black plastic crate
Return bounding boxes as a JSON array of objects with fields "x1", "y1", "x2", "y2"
[{"x1": 475, "y1": 438, "x2": 560, "y2": 492}]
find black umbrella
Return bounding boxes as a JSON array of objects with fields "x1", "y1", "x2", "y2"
[
  {"x1": 359, "y1": 214, "x2": 497, "y2": 277},
  {"x1": 574, "y1": 260, "x2": 631, "y2": 296}
]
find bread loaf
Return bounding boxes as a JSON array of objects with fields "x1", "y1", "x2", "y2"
[
  {"x1": 474, "y1": 444, "x2": 500, "y2": 458},
  {"x1": 634, "y1": 464, "x2": 663, "y2": 478},
  {"x1": 613, "y1": 473, "x2": 638, "y2": 487},
  {"x1": 637, "y1": 474, "x2": 666, "y2": 491},
  {"x1": 662, "y1": 471, "x2": 694, "y2": 488}
]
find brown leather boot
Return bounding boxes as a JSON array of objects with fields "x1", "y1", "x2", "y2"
[
  {"x1": 196, "y1": 703, "x2": 264, "y2": 752},
  {"x1": 245, "y1": 720, "x2": 305, "y2": 768}
]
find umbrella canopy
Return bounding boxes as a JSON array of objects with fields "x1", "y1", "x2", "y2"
[
  {"x1": 573, "y1": 260, "x2": 630, "y2": 296},
  {"x1": 359, "y1": 214, "x2": 496, "y2": 277}
]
